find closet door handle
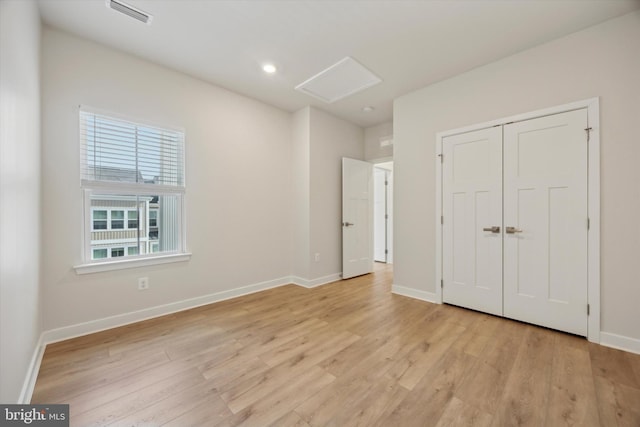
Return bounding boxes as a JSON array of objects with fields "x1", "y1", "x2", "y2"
[
  {"x1": 482, "y1": 226, "x2": 500, "y2": 233},
  {"x1": 505, "y1": 226, "x2": 523, "y2": 234}
]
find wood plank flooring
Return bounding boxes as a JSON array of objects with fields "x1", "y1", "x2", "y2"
[{"x1": 31, "y1": 264, "x2": 640, "y2": 426}]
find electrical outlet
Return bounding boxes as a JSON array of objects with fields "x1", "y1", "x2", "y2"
[
  {"x1": 138, "y1": 277, "x2": 149, "y2": 290},
  {"x1": 314, "y1": 253, "x2": 320, "y2": 262}
]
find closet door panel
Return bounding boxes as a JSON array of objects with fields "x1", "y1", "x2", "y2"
[
  {"x1": 503, "y1": 109, "x2": 588, "y2": 336},
  {"x1": 442, "y1": 127, "x2": 503, "y2": 316}
]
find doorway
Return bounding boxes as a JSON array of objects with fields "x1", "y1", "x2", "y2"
[{"x1": 374, "y1": 162, "x2": 393, "y2": 264}]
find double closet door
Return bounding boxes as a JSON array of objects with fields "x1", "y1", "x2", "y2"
[{"x1": 442, "y1": 109, "x2": 588, "y2": 336}]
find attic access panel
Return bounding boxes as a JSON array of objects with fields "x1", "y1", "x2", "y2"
[{"x1": 295, "y1": 57, "x2": 382, "y2": 103}]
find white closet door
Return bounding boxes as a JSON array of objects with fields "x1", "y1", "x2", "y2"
[
  {"x1": 503, "y1": 109, "x2": 588, "y2": 336},
  {"x1": 443, "y1": 127, "x2": 503, "y2": 316}
]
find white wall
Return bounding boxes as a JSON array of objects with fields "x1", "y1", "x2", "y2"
[
  {"x1": 0, "y1": 0, "x2": 42, "y2": 403},
  {"x1": 394, "y1": 11, "x2": 640, "y2": 342},
  {"x1": 309, "y1": 108, "x2": 364, "y2": 279},
  {"x1": 291, "y1": 107, "x2": 365, "y2": 282},
  {"x1": 41, "y1": 28, "x2": 293, "y2": 331},
  {"x1": 364, "y1": 121, "x2": 393, "y2": 161},
  {"x1": 291, "y1": 107, "x2": 311, "y2": 278}
]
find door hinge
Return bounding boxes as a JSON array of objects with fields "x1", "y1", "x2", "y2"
[
  {"x1": 438, "y1": 153, "x2": 443, "y2": 163},
  {"x1": 441, "y1": 279, "x2": 444, "y2": 288},
  {"x1": 385, "y1": 249, "x2": 388, "y2": 254},
  {"x1": 385, "y1": 214, "x2": 389, "y2": 219},
  {"x1": 441, "y1": 215, "x2": 444, "y2": 225},
  {"x1": 585, "y1": 127, "x2": 593, "y2": 142},
  {"x1": 587, "y1": 304, "x2": 590, "y2": 316},
  {"x1": 587, "y1": 218, "x2": 590, "y2": 230},
  {"x1": 385, "y1": 180, "x2": 388, "y2": 186}
]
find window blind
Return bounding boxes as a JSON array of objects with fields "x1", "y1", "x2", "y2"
[{"x1": 80, "y1": 109, "x2": 184, "y2": 188}]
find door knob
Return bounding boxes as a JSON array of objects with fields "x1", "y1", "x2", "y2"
[
  {"x1": 482, "y1": 226, "x2": 500, "y2": 233},
  {"x1": 505, "y1": 226, "x2": 523, "y2": 234},
  {"x1": 343, "y1": 222, "x2": 354, "y2": 227}
]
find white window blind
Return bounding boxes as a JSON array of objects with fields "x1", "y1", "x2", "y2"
[{"x1": 80, "y1": 109, "x2": 184, "y2": 190}]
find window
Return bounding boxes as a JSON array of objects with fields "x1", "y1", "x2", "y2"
[
  {"x1": 149, "y1": 210, "x2": 158, "y2": 227},
  {"x1": 128, "y1": 211, "x2": 138, "y2": 229},
  {"x1": 79, "y1": 108, "x2": 186, "y2": 269},
  {"x1": 91, "y1": 208, "x2": 141, "y2": 231},
  {"x1": 93, "y1": 248, "x2": 108, "y2": 259},
  {"x1": 93, "y1": 210, "x2": 107, "y2": 230},
  {"x1": 111, "y1": 247, "x2": 125, "y2": 257},
  {"x1": 111, "y1": 210, "x2": 125, "y2": 229}
]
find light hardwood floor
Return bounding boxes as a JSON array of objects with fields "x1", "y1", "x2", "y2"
[{"x1": 32, "y1": 264, "x2": 640, "y2": 426}]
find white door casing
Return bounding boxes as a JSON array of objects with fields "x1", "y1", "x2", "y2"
[
  {"x1": 342, "y1": 158, "x2": 373, "y2": 279},
  {"x1": 442, "y1": 127, "x2": 503, "y2": 316},
  {"x1": 503, "y1": 109, "x2": 588, "y2": 336}
]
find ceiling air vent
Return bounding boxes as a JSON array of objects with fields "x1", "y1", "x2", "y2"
[
  {"x1": 379, "y1": 136, "x2": 394, "y2": 148},
  {"x1": 295, "y1": 57, "x2": 382, "y2": 104},
  {"x1": 106, "y1": 0, "x2": 153, "y2": 25}
]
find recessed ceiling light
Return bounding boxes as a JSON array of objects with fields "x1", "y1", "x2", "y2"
[
  {"x1": 362, "y1": 106, "x2": 375, "y2": 113},
  {"x1": 262, "y1": 64, "x2": 277, "y2": 74}
]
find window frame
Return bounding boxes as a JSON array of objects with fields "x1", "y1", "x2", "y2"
[{"x1": 75, "y1": 107, "x2": 190, "y2": 274}]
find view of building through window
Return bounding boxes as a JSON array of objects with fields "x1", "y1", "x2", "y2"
[{"x1": 89, "y1": 194, "x2": 178, "y2": 260}]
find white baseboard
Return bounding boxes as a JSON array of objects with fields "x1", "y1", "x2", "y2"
[
  {"x1": 600, "y1": 332, "x2": 640, "y2": 355},
  {"x1": 41, "y1": 276, "x2": 293, "y2": 345},
  {"x1": 291, "y1": 273, "x2": 342, "y2": 288},
  {"x1": 18, "y1": 334, "x2": 45, "y2": 404},
  {"x1": 392, "y1": 284, "x2": 439, "y2": 304}
]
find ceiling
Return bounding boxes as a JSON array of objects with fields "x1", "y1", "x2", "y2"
[{"x1": 37, "y1": 0, "x2": 639, "y2": 128}]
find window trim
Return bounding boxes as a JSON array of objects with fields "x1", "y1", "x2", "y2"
[{"x1": 75, "y1": 252, "x2": 191, "y2": 275}]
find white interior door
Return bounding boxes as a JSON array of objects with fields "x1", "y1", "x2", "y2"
[
  {"x1": 503, "y1": 109, "x2": 588, "y2": 336},
  {"x1": 342, "y1": 158, "x2": 373, "y2": 279},
  {"x1": 374, "y1": 168, "x2": 387, "y2": 262},
  {"x1": 442, "y1": 127, "x2": 503, "y2": 316}
]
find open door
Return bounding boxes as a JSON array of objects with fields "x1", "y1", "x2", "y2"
[{"x1": 342, "y1": 158, "x2": 373, "y2": 279}]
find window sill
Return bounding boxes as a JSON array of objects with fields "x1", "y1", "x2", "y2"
[{"x1": 74, "y1": 253, "x2": 191, "y2": 275}]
